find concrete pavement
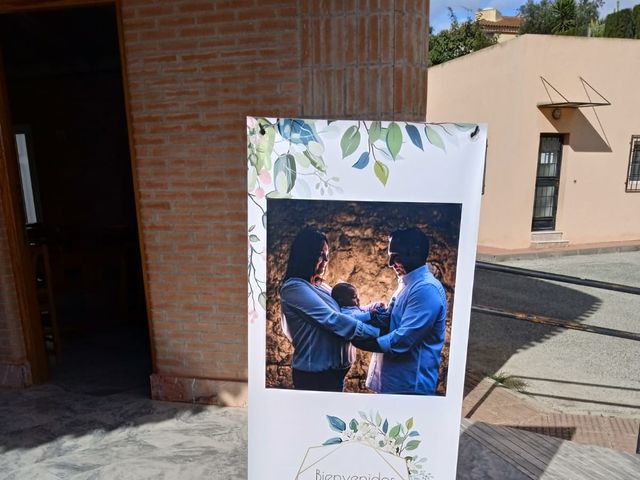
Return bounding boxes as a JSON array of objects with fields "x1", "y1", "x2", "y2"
[{"x1": 469, "y1": 250, "x2": 640, "y2": 417}]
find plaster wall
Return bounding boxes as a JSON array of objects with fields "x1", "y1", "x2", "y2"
[{"x1": 427, "y1": 35, "x2": 640, "y2": 249}]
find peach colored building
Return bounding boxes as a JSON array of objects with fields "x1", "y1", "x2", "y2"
[
  {"x1": 427, "y1": 34, "x2": 640, "y2": 250},
  {"x1": 476, "y1": 8, "x2": 522, "y2": 43}
]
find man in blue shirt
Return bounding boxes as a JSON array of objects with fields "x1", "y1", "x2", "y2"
[{"x1": 355, "y1": 227, "x2": 447, "y2": 395}]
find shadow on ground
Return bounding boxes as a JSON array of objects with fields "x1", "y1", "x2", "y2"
[
  {"x1": 0, "y1": 324, "x2": 200, "y2": 453},
  {"x1": 468, "y1": 269, "x2": 601, "y2": 375}
]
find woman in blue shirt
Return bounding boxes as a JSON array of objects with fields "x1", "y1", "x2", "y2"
[{"x1": 280, "y1": 228, "x2": 380, "y2": 392}]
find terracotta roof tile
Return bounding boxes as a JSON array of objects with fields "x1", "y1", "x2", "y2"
[{"x1": 478, "y1": 16, "x2": 522, "y2": 29}]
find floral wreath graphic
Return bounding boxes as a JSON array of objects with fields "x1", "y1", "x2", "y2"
[{"x1": 323, "y1": 412, "x2": 433, "y2": 480}]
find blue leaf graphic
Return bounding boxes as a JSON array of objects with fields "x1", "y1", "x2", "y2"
[
  {"x1": 277, "y1": 119, "x2": 319, "y2": 145},
  {"x1": 352, "y1": 152, "x2": 370, "y2": 169},
  {"x1": 327, "y1": 415, "x2": 347, "y2": 432},
  {"x1": 382, "y1": 419, "x2": 389, "y2": 434},
  {"x1": 323, "y1": 437, "x2": 343, "y2": 445},
  {"x1": 405, "y1": 124, "x2": 423, "y2": 150}
]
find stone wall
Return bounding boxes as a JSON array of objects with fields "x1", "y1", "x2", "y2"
[{"x1": 265, "y1": 199, "x2": 459, "y2": 395}]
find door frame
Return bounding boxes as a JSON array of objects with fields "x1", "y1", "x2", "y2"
[
  {"x1": 531, "y1": 133, "x2": 564, "y2": 232},
  {"x1": 0, "y1": 0, "x2": 154, "y2": 383}
]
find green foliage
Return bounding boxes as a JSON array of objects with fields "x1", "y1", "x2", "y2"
[
  {"x1": 604, "y1": 8, "x2": 635, "y2": 38},
  {"x1": 519, "y1": 0, "x2": 556, "y2": 33},
  {"x1": 552, "y1": 0, "x2": 577, "y2": 34},
  {"x1": 588, "y1": 18, "x2": 605, "y2": 37},
  {"x1": 428, "y1": 8, "x2": 497, "y2": 66},
  {"x1": 575, "y1": 0, "x2": 603, "y2": 35},
  {"x1": 634, "y1": 5, "x2": 640, "y2": 38},
  {"x1": 519, "y1": 0, "x2": 603, "y2": 36},
  {"x1": 490, "y1": 371, "x2": 529, "y2": 393}
]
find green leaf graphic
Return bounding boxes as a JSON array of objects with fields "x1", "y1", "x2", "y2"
[
  {"x1": 274, "y1": 154, "x2": 297, "y2": 193},
  {"x1": 389, "y1": 424, "x2": 401, "y2": 439},
  {"x1": 255, "y1": 121, "x2": 275, "y2": 170},
  {"x1": 405, "y1": 440, "x2": 421, "y2": 451},
  {"x1": 294, "y1": 151, "x2": 311, "y2": 168},
  {"x1": 375, "y1": 412, "x2": 382, "y2": 427},
  {"x1": 258, "y1": 292, "x2": 267, "y2": 310},
  {"x1": 425, "y1": 125, "x2": 446, "y2": 152},
  {"x1": 327, "y1": 415, "x2": 347, "y2": 432},
  {"x1": 249, "y1": 235, "x2": 259, "y2": 242},
  {"x1": 304, "y1": 150, "x2": 327, "y2": 173},
  {"x1": 349, "y1": 419, "x2": 358, "y2": 432},
  {"x1": 454, "y1": 123, "x2": 477, "y2": 131},
  {"x1": 406, "y1": 417, "x2": 414, "y2": 430},
  {"x1": 386, "y1": 122, "x2": 402, "y2": 160},
  {"x1": 262, "y1": 213, "x2": 267, "y2": 228},
  {"x1": 369, "y1": 121, "x2": 382, "y2": 142},
  {"x1": 374, "y1": 160, "x2": 389, "y2": 186},
  {"x1": 340, "y1": 125, "x2": 361, "y2": 158}
]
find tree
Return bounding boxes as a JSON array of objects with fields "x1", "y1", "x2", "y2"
[
  {"x1": 634, "y1": 5, "x2": 640, "y2": 38},
  {"x1": 518, "y1": 0, "x2": 603, "y2": 36},
  {"x1": 428, "y1": 9, "x2": 497, "y2": 66},
  {"x1": 552, "y1": 0, "x2": 577, "y2": 34},
  {"x1": 519, "y1": 0, "x2": 555, "y2": 34},
  {"x1": 604, "y1": 8, "x2": 634, "y2": 38}
]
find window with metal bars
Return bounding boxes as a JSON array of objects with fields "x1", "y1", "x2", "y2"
[{"x1": 626, "y1": 135, "x2": 640, "y2": 192}]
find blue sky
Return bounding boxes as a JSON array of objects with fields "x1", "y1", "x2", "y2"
[{"x1": 430, "y1": 1, "x2": 638, "y2": 33}]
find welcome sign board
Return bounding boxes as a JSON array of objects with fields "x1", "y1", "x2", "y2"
[{"x1": 247, "y1": 118, "x2": 486, "y2": 479}]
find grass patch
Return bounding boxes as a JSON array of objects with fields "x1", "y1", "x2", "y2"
[{"x1": 489, "y1": 371, "x2": 528, "y2": 393}]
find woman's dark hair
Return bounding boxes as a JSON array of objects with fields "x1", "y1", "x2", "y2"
[{"x1": 285, "y1": 228, "x2": 328, "y2": 281}]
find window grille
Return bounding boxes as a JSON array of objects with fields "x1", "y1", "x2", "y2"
[{"x1": 626, "y1": 135, "x2": 640, "y2": 192}]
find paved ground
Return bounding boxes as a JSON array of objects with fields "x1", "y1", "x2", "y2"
[
  {"x1": 469, "y1": 250, "x2": 640, "y2": 417},
  {"x1": 463, "y1": 370, "x2": 639, "y2": 453},
  {"x1": 1, "y1": 382, "x2": 639, "y2": 480}
]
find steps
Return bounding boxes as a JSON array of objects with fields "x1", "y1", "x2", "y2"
[{"x1": 530, "y1": 231, "x2": 569, "y2": 249}]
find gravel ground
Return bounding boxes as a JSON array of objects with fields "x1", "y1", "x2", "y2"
[{"x1": 468, "y1": 251, "x2": 640, "y2": 417}]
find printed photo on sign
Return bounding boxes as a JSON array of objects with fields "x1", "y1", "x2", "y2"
[
  {"x1": 247, "y1": 117, "x2": 487, "y2": 480},
  {"x1": 265, "y1": 199, "x2": 461, "y2": 396}
]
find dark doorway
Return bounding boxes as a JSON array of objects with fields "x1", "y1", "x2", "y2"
[
  {"x1": 532, "y1": 134, "x2": 563, "y2": 231},
  {"x1": 0, "y1": 5, "x2": 151, "y2": 395}
]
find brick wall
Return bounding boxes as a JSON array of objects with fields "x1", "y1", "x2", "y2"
[
  {"x1": 121, "y1": 0, "x2": 430, "y2": 406},
  {"x1": 300, "y1": 0, "x2": 429, "y2": 120},
  {"x1": 121, "y1": 0, "x2": 304, "y2": 406}
]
